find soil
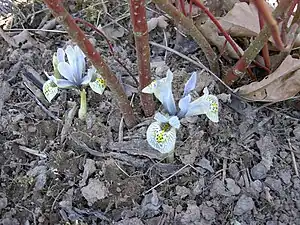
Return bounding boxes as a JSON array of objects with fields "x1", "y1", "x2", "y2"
[{"x1": 1, "y1": 1, "x2": 300, "y2": 225}]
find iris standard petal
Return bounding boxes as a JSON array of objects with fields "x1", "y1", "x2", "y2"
[
  {"x1": 56, "y1": 79, "x2": 76, "y2": 88},
  {"x1": 154, "y1": 112, "x2": 169, "y2": 123},
  {"x1": 43, "y1": 79, "x2": 58, "y2": 102},
  {"x1": 169, "y1": 116, "x2": 180, "y2": 129},
  {"x1": 74, "y1": 45, "x2": 86, "y2": 81},
  {"x1": 185, "y1": 96, "x2": 211, "y2": 117},
  {"x1": 146, "y1": 121, "x2": 176, "y2": 154},
  {"x1": 65, "y1": 45, "x2": 79, "y2": 82},
  {"x1": 183, "y1": 72, "x2": 197, "y2": 97},
  {"x1": 88, "y1": 66, "x2": 97, "y2": 82},
  {"x1": 57, "y1": 62, "x2": 76, "y2": 83},
  {"x1": 162, "y1": 92, "x2": 177, "y2": 115},
  {"x1": 57, "y1": 48, "x2": 65, "y2": 63},
  {"x1": 81, "y1": 73, "x2": 93, "y2": 85},
  {"x1": 177, "y1": 95, "x2": 191, "y2": 118}
]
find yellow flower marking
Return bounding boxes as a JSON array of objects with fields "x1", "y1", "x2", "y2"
[
  {"x1": 155, "y1": 123, "x2": 170, "y2": 143},
  {"x1": 96, "y1": 77, "x2": 105, "y2": 87},
  {"x1": 208, "y1": 97, "x2": 218, "y2": 113}
]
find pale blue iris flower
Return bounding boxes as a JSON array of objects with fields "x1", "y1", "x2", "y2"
[
  {"x1": 142, "y1": 70, "x2": 219, "y2": 153},
  {"x1": 43, "y1": 45, "x2": 106, "y2": 120},
  {"x1": 43, "y1": 45, "x2": 106, "y2": 102}
]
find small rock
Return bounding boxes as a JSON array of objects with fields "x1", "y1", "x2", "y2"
[
  {"x1": 115, "y1": 218, "x2": 144, "y2": 225},
  {"x1": 225, "y1": 178, "x2": 241, "y2": 195},
  {"x1": 176, "y1": 186, "x2": 191, "y2": 199},
  {"x1": 233, "y1": 194, "x2": 255, "y2": 216},
  {"x1": 292, "y1": 177, "x2": 300, "y2": 190},
  {"x1": 180, "y1": 204, "x2": 201, "y2": 223},
  {"x1": 0, "y1": 197, "x2": 7, "y2": 210},
  {"x1": 228, "y1": 163, "x2": 240, "y2": 180},
  {"x1": 141, "y1": 190, "x2": 161, "y2": 217},
  {"x1": 251, "y1": 163, "x2": 268, "y2": 180},
  {"x1": 81, "y1": 178, "x2": 108, "y2": 206},
  {"x1": 265, "y1": 177, "x2": 283, "y2": 193},
  {"x1": 266, "y1": 221, "x2": 277, "y2": 225},
  {"x1": 279, "y1": 170, "x2": 291, "y2": 184},
  {"x1": 192, "y1": 178, "x2": 205, "y2": 195},
  {"x1": 279, "y1": 151, "x2": 288, "y2": 159},
  {"x1": 210, "y1": 179, "x2": 226, "y2": 196},
  {"x1": 250, "y1": 180, "x2": 263, "y2": 193},
  {"x1": 293, "y1": 125, "x2": 300, "y2": 140},
  {"x1": 79, "y1": 159, "x2": 96, "y2": 187},
  {"x1": 201, "y1": 205, "x2": 216, "y2": 220},
  {"x1": 197, "y1": 158, "x2": 214, "y2": 173}
]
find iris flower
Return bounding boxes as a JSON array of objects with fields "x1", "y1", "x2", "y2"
[
  {"x1": 43, "y1": 45, "x2": 106, "y2": 119},
  {"x1": 142, "y1": 70, "x2": 219, "y2": 154}
]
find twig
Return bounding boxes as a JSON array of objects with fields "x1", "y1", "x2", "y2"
[
  {"x1": 51, "y1": 188, "x2": 65, "y2": 212},
  {"x1": 0, "y1": 27, "x2": 18, "y2": 47},
  {"x1": 16, "y1": 205, "x2": 37, "y2": 225},
  {"x1": 3, "y1": 28, "x2": 67, "y2": 33},
  {"x1": 144, "y1": 164, "x2": 189, "y2": 194},
  {"x1": 152, "y1": 0, "x2": 220, "y2": 75},
  {"x1": 18, "y1": 145, "x2": 47, "y2": 158},
  {"x1": 253, "y1": 0, "x2": 284, "y2": 50},
  {"x1": 288, "y1": 138, "x2": 299, "y2": 177},
  {"x1": 74, "y1": 17, "x2": 139, "y2": 86},
  {"x1": 149, "y1": 41, "x2": 234, "y2": 92},
  {"x1": 224, "y1": 0, "x2": 292, "y2": 85},
  {"x1": 222, "y1": 158, "x2": 227, "y2": 182},
  {"x1": 23, "y1": 82, "x2": 62, "y2": 122},
  {"x1": 42, "y1": 0, "x2": 137, "y2": 128},
  {"x1": 114, "y1": 161, "x2": 130, "y2": 177}
]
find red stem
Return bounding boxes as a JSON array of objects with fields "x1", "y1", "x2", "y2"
[
  {"x1": 191, "y1": 0, "x2": 242, "y2": 58},
  {"x1": 74, "y1": 18, "x2": 139, "y2": 85},
  {"x1": 128, "y1": 0, "x2": 155, "y2": 117},
  {"x1": 42, "y1": 0, "x2": 137, "y2": 127}
]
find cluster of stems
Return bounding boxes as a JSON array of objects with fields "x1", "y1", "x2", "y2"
[{"x1": 43, "y1": 0, "x2": 300, "y2": 131}]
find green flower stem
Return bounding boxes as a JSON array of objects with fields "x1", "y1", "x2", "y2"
[
  {"x1": 78, "y1": 88, "x2": 87, "y2": 120},
  {"x1": 165, "y1": 150, "x2": 175, "y2": 163}
]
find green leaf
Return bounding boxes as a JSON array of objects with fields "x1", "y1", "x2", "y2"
[{"x1": 43, "y1": 80, "x2": 58, "y2": 102}]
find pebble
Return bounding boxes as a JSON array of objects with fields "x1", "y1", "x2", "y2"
[
  {"x1": 233, "y1": 194, "x2": 255, "y2": 216},
  {"x1": 265, "y1": 177, "x2": 283, "y2": 193},
  {"x1": 251, "y1": 163, "x2": 268, "y2": 180},
  {"x1": 201, "y1": 205, "x2": 216, "y2": 220},
  {"x1": 228, "y1": 163, "x2": 240, "y2": 180},
  {"x1": 176, "y1": 186, "x2": 191, "y2": 199},
  {"x1": 292, "y1": 177, "x2": 300, "y2": 190},
  {"x1": 279, "y1": 170, "x2": 291, "y2": 184},
  {"x1": 0, "y1": 197, "x2": 7, "y2": 210}
]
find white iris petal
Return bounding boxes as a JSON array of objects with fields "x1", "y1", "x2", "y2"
[{"x1": 146, "y1": 121, "x2": 176, "y2": 154}]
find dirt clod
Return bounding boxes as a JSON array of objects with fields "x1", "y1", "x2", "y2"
[{"x1": 233, "y1": 194, "x2": 255, "y2": 215}]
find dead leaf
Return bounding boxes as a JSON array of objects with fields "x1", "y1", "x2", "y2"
[
  {"x1": 147, "y1": 16, "x2": 168, "y2": 32},
  {"x1": 200, "y1": 20, "x2": 243, "y2": 59},
  {"x1": 101, "y1": 25, "x2": 125, "y2": 40},
  {"x1": 219, "y1": 2, "x2": 300, "y2": 48},
  {"x1": 219, "y1": 2, "x2": 261, "y2": 37},
  {"x1": 236, "y1": 55, "x2": 300, "y2": 101}
]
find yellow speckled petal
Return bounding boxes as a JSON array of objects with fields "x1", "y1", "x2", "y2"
[
  {"x1": 89, "y1": 77, "x2": 106, "y2": 94},
  {"x1": 206, "y1": 95, "x2": 219, "y2": 122},
  {"x1": 43, "y1": 80, "x2": 58, "y2": 102},
  {"x1": 146, "y1": 121, "x2": 176, "y2": 154}
]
